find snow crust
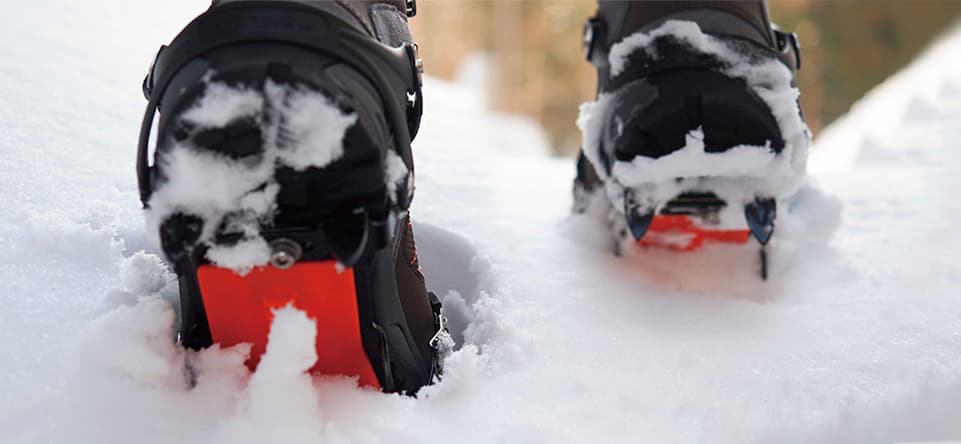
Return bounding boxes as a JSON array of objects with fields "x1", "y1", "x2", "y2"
[
  {"x1": 612, "y1": 127, "x2": 780, "y2": 184},
  {"x1": 264, "y1": 81, "x2": 358, "y2": 171},
  {"x1": 181, "y1": 82, "x2": 265, "y2": 128},
  {"x1": 384, "y1": 150, "x2": 409, "y2": 203},
  {"x1": 580, "y1": 20, "x2": 810, "y2": 227},
  {"x1": 3, "y1": 1, "x2": 961, "y2": 443},
  {"x1": 146, "y1": 80, "x2": 356, "y2": 273}
]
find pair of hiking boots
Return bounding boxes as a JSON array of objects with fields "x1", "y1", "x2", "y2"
[{"x1": 137, "y1": 0, "x2": 808, "y2": 394}]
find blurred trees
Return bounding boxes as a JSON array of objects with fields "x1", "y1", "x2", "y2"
[
  {"x1": 411, "y1": 0, "x2": 595, "y2": 155},
  {"x1": 410, "y1": 1, "x2": 961, "y2": 156},
  {"x1": 774, "y1": 0, "x2": 961, "y2": 133}
]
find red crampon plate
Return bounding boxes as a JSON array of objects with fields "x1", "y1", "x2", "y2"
[
  {"x1": 638, "y1": 215, "x2": 751, "y2": 252},
  {"x1": 196, "y1": 262, "x2": 380, "y2": 388}
]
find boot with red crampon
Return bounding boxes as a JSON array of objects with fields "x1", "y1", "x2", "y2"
[
  {"x1": 574, "y1": 0, "x2": 811, "y2": 279},
  {"x1": 137, "y1": 0, "x2": 450, "y2": 394}
]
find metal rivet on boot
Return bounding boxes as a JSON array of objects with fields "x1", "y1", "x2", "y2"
[{"x1": 269, "y1": 238, "x2": 303, "y2": 269}]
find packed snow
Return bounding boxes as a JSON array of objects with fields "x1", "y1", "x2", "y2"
[
  {"x1": 147, "y1": 79, "x2": 357, "y2": 272},
  {"x1": 611, "y1": 127, "x2": 778, "y2": 184},
  {"x1": 2, "y1": 1, "x2": 961, "y2": 443},
  {"x1": 384, "y1": 150, "x2": 409, "y2": 204}
]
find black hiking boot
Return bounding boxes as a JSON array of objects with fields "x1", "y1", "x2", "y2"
[
  {"x1": 575, "y1": 0, "x2": 809, "y2": 279},
  {"x1": 137, "y1": 0, "x2": 450, "y2": 394}
]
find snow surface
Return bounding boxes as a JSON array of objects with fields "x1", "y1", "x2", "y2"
[{"x1": 2, "y1": 1, "x2": 961, "y2": 443}]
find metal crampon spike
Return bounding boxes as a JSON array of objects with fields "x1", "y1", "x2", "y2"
[
  {"x1": 744, "y1": 198, "x2": 777, "y2": 280},
  {"x1": 744, "y1": 198, "x2": 776, "y2": 246},
  {"x1": 623, "y1": 190, "x2": 655, "y2": 241},
  {"x1": 626, "y1": 209, "x2": 655, "y2": 241}
]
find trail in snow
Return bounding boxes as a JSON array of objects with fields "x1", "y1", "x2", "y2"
[{"x1": 2, "y1": 1, "x2": 961, "y2": 443}]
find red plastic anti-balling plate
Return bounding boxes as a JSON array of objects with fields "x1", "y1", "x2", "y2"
[
  {"x1": 639, "y1": 215, "x2": 751, "y2": 251},
  {"x1": 197, "y1": 262, "x2": 380, "y2": 388}
]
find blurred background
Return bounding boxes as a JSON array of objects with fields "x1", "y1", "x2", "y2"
[{"x1": 409, "y1": 0, "x2": 961, "y2": 156}]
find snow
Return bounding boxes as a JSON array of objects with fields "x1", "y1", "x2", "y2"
[
  {"x1": 612, "y1": 127, "x2": 779, "y2": 183},
  {"x1": 146, "y1": 79, "x2": 356, "y2": 272},
  {"x1": 2, "y1": 1, "x2": 961, "y2": 443},
  {"x1": 384, "y1": 150, "x2": 408, "y2": 204},
  {"x1": 265, "y1": 80, "x2": 358, "y2": 172},
  {"x1": 181, "y1": 82, "x2": 265, "y2": 128},
  {"x1": 206, "y1": 237, "x2": 273, "y2": 275},
  {"x1": 608, "y1": 20, "x2": 720, "y2": 77}
]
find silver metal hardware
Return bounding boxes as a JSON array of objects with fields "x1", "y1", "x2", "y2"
[{"x1": 269, "y1": 238, "x2": 303, "y2": 269}]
